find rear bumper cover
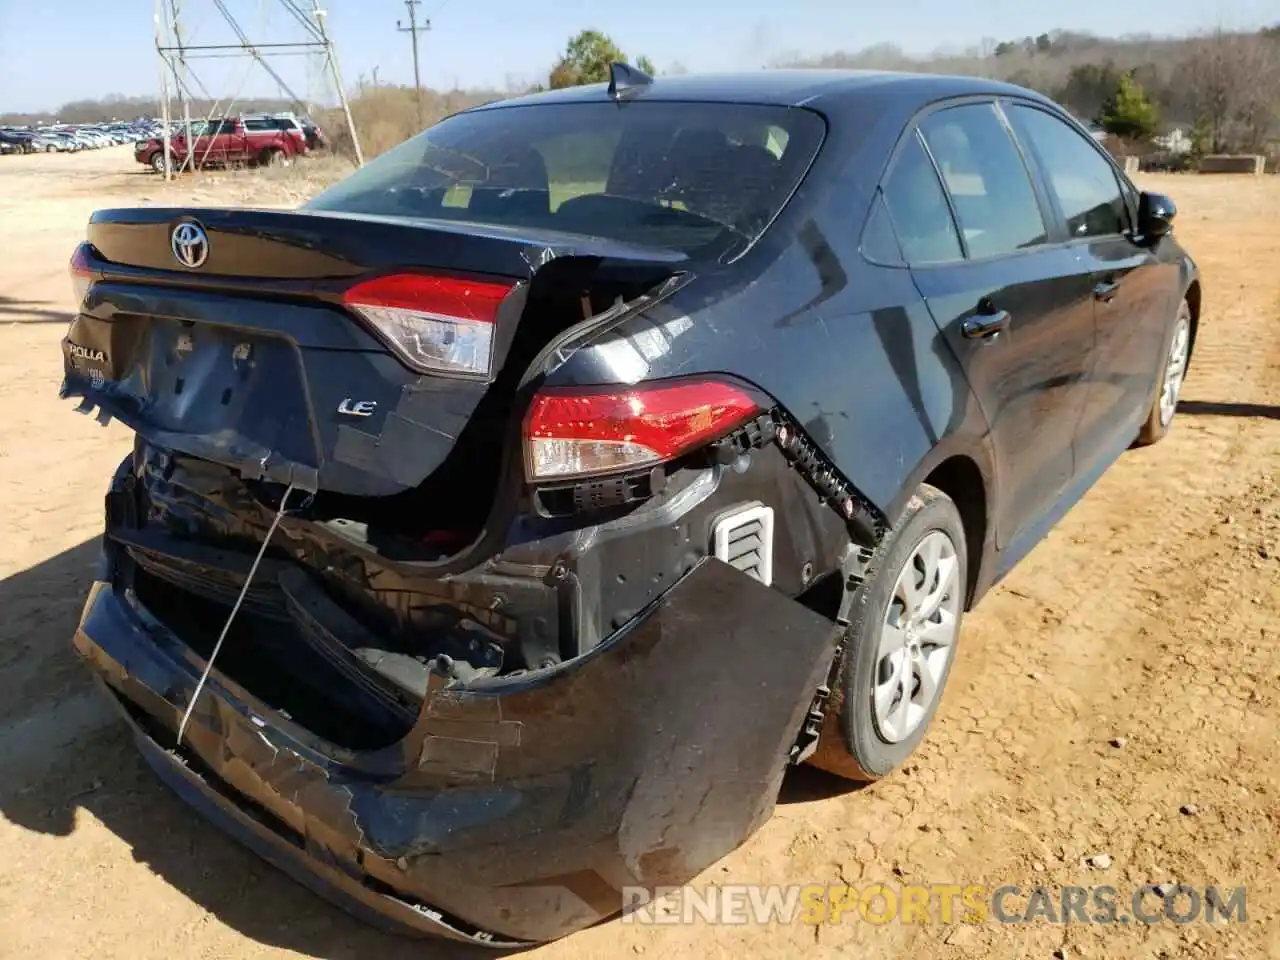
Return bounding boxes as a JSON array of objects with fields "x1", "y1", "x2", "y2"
[{"x1": 75, "y1": 531, "x2": 837, "y2": 944}]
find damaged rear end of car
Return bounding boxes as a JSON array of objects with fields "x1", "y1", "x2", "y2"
[{"x1": 62, "y1": 93, "x2": 883, "y2": 944}]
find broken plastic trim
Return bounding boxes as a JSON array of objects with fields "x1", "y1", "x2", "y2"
[
  {"x1": 789, "y1": 541, "x2": 874, "y2": 765},
  {"x1": 710, "y1": 411, "x2": 886, "y2": 549}
]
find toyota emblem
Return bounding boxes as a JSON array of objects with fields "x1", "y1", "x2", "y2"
[{"x1": 170, "y1": 221, "x2": 209, "y2": 269}]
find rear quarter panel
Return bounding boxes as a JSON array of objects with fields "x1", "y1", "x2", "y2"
[
  {"x1": 541, "y1": 213, "x2": 991, "y2": 529},
  {"x1": 540, "y1": 96, "x2": 993, "y2": 531}
]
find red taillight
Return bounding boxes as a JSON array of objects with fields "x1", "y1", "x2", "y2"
[
  {"x1": 342, "y1": 273, "x2": 515, "y2": 378},
  {"x1": 524, "y1": 379, "x2": 761, "y2": 481},
  {"x1": 69, "y1": 243, "x2": 94, "y2": 306}
]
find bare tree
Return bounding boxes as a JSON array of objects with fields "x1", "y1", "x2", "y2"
[
  {"x1": 1231, "y1": 35, "x2": 1280, "y2": 151},
  {"x1": 1177, "y1": 29, "x2": 1280, "y2": 152}
]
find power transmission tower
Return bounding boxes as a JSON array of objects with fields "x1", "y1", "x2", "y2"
[
  {"x1": 153, "y1": 0, "x2": 364, "y2": 180},
  {"x1": 396, "y1": 0, "x2": 430, "y2": 121}
]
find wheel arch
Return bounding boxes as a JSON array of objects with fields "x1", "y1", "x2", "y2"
[{"x1": 887, "y1": 436, "x2": 998, "y2": 611}]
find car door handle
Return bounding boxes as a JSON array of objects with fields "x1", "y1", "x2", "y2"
[
  {"x1": 1094, "y1": 279, "x2": 1120, "y2": 302},
  {"x1": 962, "y1": 310, "x2": 1011, "y2": 340}
]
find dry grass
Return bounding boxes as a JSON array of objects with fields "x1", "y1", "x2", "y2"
[
  {"x1": 185, "y1": 152, "x2": 357, "y2": 205},
  {"x1": 318, "y1": 84, "x2": 505, "y2": 162}
]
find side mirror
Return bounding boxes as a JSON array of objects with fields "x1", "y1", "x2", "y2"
[{"x1": 1138, "y1": 191, "x2": 1176, "y2": 243}]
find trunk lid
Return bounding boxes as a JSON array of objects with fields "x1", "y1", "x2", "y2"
[{"x1": 63, "y1": 207, "x2": 687, "y2": 497}]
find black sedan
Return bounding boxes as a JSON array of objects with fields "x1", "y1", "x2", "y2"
[{"x1": 59, "y1": 65, "x2": 1198, "y2": 946}]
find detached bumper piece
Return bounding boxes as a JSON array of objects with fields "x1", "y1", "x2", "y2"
[
  {"x1": 110, "y1": 684, "x2": 532, "y2": 947},
  {"x1": 74, "y1": 533, "x2": 837, "y2": 944}
]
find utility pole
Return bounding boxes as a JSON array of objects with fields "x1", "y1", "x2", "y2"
[{"x1": 396, "y1": 0, "x2": 429, "y2": 123}]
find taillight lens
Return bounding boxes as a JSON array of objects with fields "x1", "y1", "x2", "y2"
[
  {"x1": 524, "y1": 379, "x2": 760, "y2": 481},
  {"x1": 69, "y1": 243, "x2": 94, "y2": 305},
  {"x1": 342, "y1": 273, "x2": 515, "y2": 378}
]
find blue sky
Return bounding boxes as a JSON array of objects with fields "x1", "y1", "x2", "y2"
[{"x1": 1, "y1": 0, "x2": 1277, "y2": 112}]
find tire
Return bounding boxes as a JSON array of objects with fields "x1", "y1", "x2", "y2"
[
  {"x1": 261, "y1": 148, "x2": 289, "y2": 168},
  {"x1": 1134, "y1": 297, "x2": 1193, "y2": 447},
  {"x1": 810, "y1": 483, "x2": 967, "y2": 781},
  {"x1": 150, "y1": 152, "x2": 170, "y2": 174}
]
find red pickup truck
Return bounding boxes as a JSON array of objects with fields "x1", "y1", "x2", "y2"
[{"x1": 136, "y1": 117, "x2": 307, "y2": 173}]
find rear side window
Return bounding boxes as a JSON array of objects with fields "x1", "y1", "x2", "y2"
[
  {"x1": 881, "y1": 133, "x2": 963, "y2": 264},
  {"x1": 304, "y1": 101, "x2": 826, "y2": 259},
  {"x1": 1008, "y1": 105, "x2": 1129, "y2": 239},
  {"x1": 919, "y1": 103, "x2": 1047, "y2": 259}
]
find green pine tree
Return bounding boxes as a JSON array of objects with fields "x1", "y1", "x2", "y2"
[
  {"x1": 548, "y1": 30, "x2": 657, "y2": 89},
  {"x1": 1097, "y1": 73, "x2": 1160, "y2": 142},
  {"x1": 549, "y1": 30, "x2": 628, "y2": 89}
]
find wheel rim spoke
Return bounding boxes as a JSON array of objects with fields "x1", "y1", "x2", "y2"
[
  {"x1": 888, "y1": 658, "x2": 914, "y2": 738},
  {"x1": 879, "y1": 620, "x2": 908, "y2": 659},
  {"x1": 894, "y1": 562, "x2": 922, "y2": 613},
  {"x1": 915, "y1": 609, "x2": 957, "y2": 648},
  {"x1": 914, "y1": 648, "x2": 938, "y2": 705},
  {"x1": 916, "y1": 555, "x2": 958, "y2": 623},
  {"x1": 874, "y1": 649, "x2": 907, "y2": 720}
]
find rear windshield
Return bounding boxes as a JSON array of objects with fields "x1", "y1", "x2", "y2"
[{"x1": 304, "y1": 100, "x2": 826, "y2": 257}]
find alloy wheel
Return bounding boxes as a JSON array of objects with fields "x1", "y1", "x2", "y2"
[
  {"x1": 873, "y1": 530, "x2": 962, "y2": 743},
  {"x1": 1159, "y1": 303, "x2": 1192, "y2": 427}
]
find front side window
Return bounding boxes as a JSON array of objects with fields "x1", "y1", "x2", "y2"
[
  {"x1": 919, "y1": 103, "x2": 1048, "y2": 259},
  {"x1": 305, "y1": 101, "x2": 826, "y2": 259},
  {"x1": 1008, "y1": 105, "x2": 1128, "y2": 239}
]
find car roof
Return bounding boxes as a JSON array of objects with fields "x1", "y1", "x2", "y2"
[{"x1": 472, "y1": 69, "x2": 1050, "y2": 114}]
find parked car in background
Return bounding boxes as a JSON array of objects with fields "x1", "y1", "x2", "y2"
[
  {"x1": 30, "y1": 132, "x2": 63, "y2": 152},
  {"x1": 243, "y1": 113, "x2": 308, "y2": 156},
  {"x1": 135, "y1": 116, "x2": 305, "y2": 172},
  {"x1": 3, "y1": 120, "x2": 166, "y2": 155},
  {"x1": 298, "y1": 116, "x2": 327, "y2": 150},
  {"x1": 270, "y1": 111, "x2": 327, "y2": 150},
  {"x1": 2, "y1": 117, "x2": 279, "y2": 158},
  {"x1": 61, "y1": 67, "x2": 1199, "y2": 946},
  {"x1": 0, "y1": 129, "x2": 34, "y2": 154}
]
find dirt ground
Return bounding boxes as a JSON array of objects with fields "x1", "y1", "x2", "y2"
[{"x1": 0, "y1": 146, "x2": 1277, "y2": 960}]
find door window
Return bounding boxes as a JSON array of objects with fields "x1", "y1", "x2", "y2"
[
  {"x1": 1008, "y1": 105, "x2": 1128, "y2": 239},
  {"x1": 880, "y1": 132, "x2": 963, "y2": 264},
  {"x1": 919, "y1": 103, "x2": 1048, "y2": 259}
]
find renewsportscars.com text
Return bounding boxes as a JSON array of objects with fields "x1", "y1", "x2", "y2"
[{"x1": 621, "y1": 883, "x2": 1247, "y2": 926}]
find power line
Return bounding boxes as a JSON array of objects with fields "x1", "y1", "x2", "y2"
[{"x1": 396, "y1": 0, "x2": 430, "y2": 122}]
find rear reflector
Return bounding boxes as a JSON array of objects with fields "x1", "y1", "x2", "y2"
[
  {"x1": 524, "y1": 379, "x2": 760, "y2": 481},
  {"x1": 342, "y1": 273, "x2": 515, "y2": 378},
  {"x1": 69, "y1": 243, "x2": 94, "y2": 306}
]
